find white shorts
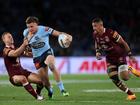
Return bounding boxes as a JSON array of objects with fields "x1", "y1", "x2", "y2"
[{"x1": 118, "y1": 64, "x2": 128, "y2": 73}]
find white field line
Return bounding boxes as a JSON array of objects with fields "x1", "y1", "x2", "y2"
[{"x1": 83, "y1": 88, "x2": 140, "y2": 92}]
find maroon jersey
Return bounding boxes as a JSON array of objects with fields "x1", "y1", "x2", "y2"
[
  {"x1": 93, "y1": 28, "x2": 127, "y2": 64},
  {"x1": 3, "y1": 46, "x2": 31, "y2": 78}
]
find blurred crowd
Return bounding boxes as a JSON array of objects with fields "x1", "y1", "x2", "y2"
[{"x1": 0, "y1": 0, "x2": 140, "y2": 56}]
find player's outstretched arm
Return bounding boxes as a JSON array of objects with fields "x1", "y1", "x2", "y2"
[
  {"x1": 115, "y1": 34, "x2": 136, "y2": 62},
  {"x1": 52, "y1": 30, "x2": 72, "y2": 42},
  {"x1": 117, "y1": 36, "x2": 130, "y2": 53},
  {"x1": 8, "y1": 39, "x2": 28, "y2": 57},
  {"x1": 113, "y1": 31, "x2": 132, "y2": 55}
]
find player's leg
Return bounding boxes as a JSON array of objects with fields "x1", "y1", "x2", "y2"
[
  {"x1": 37, "y1": 67, "x2": 53, "y2": 99},
  {"x1": 27, "y1": 73, "x2": 44, "y2": 96},
  {"x1": 11, "y1": 75, "x2": 40, "y2": 100},
  {"x1": 107, "y1": 64, "x2": 136, "y2": 100},
  {"x1": 44, "y1": 55, "x2": 69, "y2": 96},
  {"x1": 118, "y1": 64, "x2": 130, "y2": 81},
  {"x1": 33, "y1": 52, "x2": 54, "y2": 99},
  {"x1": 45, "y1": 55, "x2": 60, "y2": 82}
]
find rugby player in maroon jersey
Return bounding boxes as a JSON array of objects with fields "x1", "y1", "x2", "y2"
[
  {"x1": 92, "y1": 18, "x2": 140, "y2": 101},
  {"x1": 1, "y1": 32, "x2": 53, "y2": 100}
]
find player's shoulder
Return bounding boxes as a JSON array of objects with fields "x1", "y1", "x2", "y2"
[
  {"x1": 3, "y1": 47, "x2": 12, "y2": 52},
  {"x1": 38, "y1": 25, "x2": 48, "y2": 31},
  {"x1": 105, "y1": 28, "x2": 115, "y2": 34},
  {"x1": 105, "y1": 28, "x2": 119, "y2": 38},
  {"x1": 38, "y1": 25, "x2": 46, "y2": 29},
  {"x1": 3, "y1": 47, "x2": 12, "y2": 56},
  {"x1": 39, "y1": 25, "x2": 53, "y2": 32}
]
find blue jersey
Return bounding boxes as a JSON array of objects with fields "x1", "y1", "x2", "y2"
[{"x1": 23, "y1": 25, "x2": 53, "y2": 58}]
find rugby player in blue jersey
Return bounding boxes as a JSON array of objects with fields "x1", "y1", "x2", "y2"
[{"x1": 23, "y1": 16, "x2": 72, "y2": 97}]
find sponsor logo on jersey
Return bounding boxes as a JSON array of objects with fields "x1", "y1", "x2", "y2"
[{"x1": 30, "y1": 42, "x2": 45, "y2": 49}]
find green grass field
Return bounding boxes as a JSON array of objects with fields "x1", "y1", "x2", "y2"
[{"x1": 0, "y1": 74, "x2": 140, "y2": 105}]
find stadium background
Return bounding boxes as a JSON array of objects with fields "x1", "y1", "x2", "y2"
[
  {"x1": 0, "y1": 0, "x2": 140, "y2": 56},
  {"x1": 0, "y1": 0, "x2": 140, "y2": 75}
]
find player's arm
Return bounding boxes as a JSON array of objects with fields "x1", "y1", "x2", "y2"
[
  {"x1": 52, "y1": 30, "x2": 72, "y2": 42},
  {"x1": 113, "y1": 31, "x2": 133, "y2": 57},
  {"x1": 8, "y1": 39, "x2": 28, "y2": 57},
  {"x1": 95, "y1": 41, "x2": 102, "y2": 60},
  {"x1": 95, "y1": 40, "x2": 100, "y2": 53},
  {"x1": 116, "y1": 34, "x2": 136, "y2": 62}
]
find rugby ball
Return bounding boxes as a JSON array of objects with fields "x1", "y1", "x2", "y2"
[{"x1": 58, "y1": 34, "x2": 70, "y2": 48}]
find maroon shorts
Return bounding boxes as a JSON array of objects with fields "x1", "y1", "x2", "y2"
[
  {"x1": 9, "y1": 69, "x2": 31, "y2": 86},
  {"x1": 106, "y1": 55, "x2": 127, "y2": 67},
  {"x1": 105, "y1": 47, "x2": 127, "y2": 66}
]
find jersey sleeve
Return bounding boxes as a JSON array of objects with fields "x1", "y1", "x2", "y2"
[
  {"x1": 3, "y1": 48, "x2": 12, "y2": 56},
  {"x1": 45, "y1": 27, "x2": 54, "y2": 35},
  {"x1": 110, "y1": 29, "x2": 121, "y2": 42},
  {"x1": 112, "y1": 31, "x2": 121, "y2": 42}
]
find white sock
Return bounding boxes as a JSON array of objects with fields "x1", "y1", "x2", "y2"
[{"x1": 57, "y1": 81, "x2": 65, "y2": 91}]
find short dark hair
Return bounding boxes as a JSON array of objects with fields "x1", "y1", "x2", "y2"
[
  {"x1": 1, "y1": 32, "x2": 10, "y2": 38},
  {"x1": 92, "y1": 18, "x2": 103, "y2": 23},
  {"x1": 26, "y1": 16, "x2": 39, "y2": 24},
  {"x1": 1, "y1": 32, "x2": 10, "y2": 46}
]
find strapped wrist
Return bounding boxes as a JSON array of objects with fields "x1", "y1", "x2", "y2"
[{"x1": 96, "y1": 49, "x2": 100, "y2": 53}]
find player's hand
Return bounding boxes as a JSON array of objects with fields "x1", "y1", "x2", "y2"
[
  {"x1": 23, "y1": 45, "x2": 32, "y2": 56},
  {"x1": 66, "y1": 35, "x2": 72, "y2": 42},
  {"x1": 96, "y1": 52, "x2": 102, "y2": 60},
  {"x1": 65, "y1": 35, "x2": 72, "y2": 46},
  {"x1": 23, "y1": 39, "x2": 29, "y2": 47},
  {"x1": 129, "y1": 56, "x2": 137, "y2": 63},
  {"x1": 24, "y1": 51, "x2": 32, "y2": 56}
]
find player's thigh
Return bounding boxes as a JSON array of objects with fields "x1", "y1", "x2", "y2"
[
  {"x1": 12, "y1": 75, "x2": 27, "y2": 84},
  {"x1": 44, "y1": 55, "x2": 55, "y2": 66},
  {"x1": 107, "y1": 63, "x2": 118, "y2": 78},
  {"x1": 45, "y1": 55, "x2": 56, "y2": 70},
  {"x1": 118, "y1": 64, "x2": 129, "y2": 81},
  {"x1": 27, "y1": 73, "x2": 42, "y2": 84}
]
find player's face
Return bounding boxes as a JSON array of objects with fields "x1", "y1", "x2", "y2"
[
  {"x1": 92, "y1": 22, "x2": 103, "y2": 34},
  {"x1": 2, "y1": 33, "x2": 14, "y2": 44},
  {"x1": 26, "y1": 22, "x2": 38, "y2": 34}
]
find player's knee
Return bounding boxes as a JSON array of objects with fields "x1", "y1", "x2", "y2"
[
  {"x1": 20, "y1": 76, "x2": 28, "y2": 84},
  {"x1": 118, "y1": 65, "x2": 129, "y2": 81},
  {"x1": 48, "y1": 63, "x2": 56, "y2": 71},
  {"x1": 119, "y1": 71, "x2": 130, "y2": 81},
  {"x1": 121, "y1": 76, "x2": 129, "y2": 81}
]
